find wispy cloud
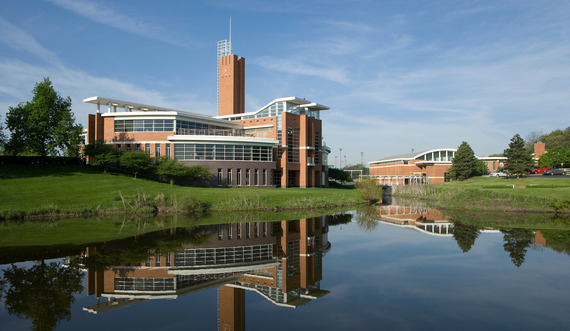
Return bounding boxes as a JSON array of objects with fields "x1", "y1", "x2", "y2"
[
  {"x1": 45, "y1": 0, "x2": 190, "y2": 48},
  {"x1": 252, "y1": 56, "x2": 350, "y2": 84},
  {"x1": 0, "y1": 17, "x2": 62, "y2": 67}
]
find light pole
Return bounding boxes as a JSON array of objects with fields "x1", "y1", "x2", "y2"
[{"x1": 339, "y1": 148, "x2": 342, "y2": 169}]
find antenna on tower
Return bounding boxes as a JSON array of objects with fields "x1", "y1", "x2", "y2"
[{"x1": 229, "y1": 16, "x2": 232, "y2": 43}]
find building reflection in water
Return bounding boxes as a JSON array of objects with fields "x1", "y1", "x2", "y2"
[
  {"x1": 372, "y1": 204, "x2": 454, "y2": 236},
  {"x1": 82, "y1": 217, "x2": 330, "y2": 331}
]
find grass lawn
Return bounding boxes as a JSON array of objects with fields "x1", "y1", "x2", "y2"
[
  {"x1": 437, "y1": 176, "x2": 570, "y2": 200},
  {"x1": 0, "y1": 164, "x2": 362, "y2": 218},
  {"x1": 397, "y1": 176, "x2": 570, "y2": 212}
]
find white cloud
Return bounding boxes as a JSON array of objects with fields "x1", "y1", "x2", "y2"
[
  {"x1": 252, "y1": 56, "x2": 350, "y2": 84},
  {"x1": 45, "y1": 0, "x2": 190, "y2": 48}
]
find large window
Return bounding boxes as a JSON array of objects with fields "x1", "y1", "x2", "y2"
[
  {"x1": 174, "y1": 143, "x2": 273, "y2": 161},
  {"x1": 115, "y1": 119, "x2": 174, "y2": 132},
  {"x1": 287, "y1": 127, "x2": 299, "y2": 163}
]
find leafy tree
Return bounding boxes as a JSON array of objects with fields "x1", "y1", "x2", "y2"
[
  {"x1": 5, "y1": 78, "x2": 83, "y2": 158},
  {"x1": 83, "y1": 141, "x2": 120, "y2": 172},
  {"x1": 155, "y1": 158, "x2": 194, "y2": 185},
  {"x1": 355, "y1": 177, "x2": 383, "y2": 203},
  {"x1": 539, "y1": 146, "x2": 570, "y2": 168},
  {"x1": 185, "y1": 164, "x2": 212, "y2": 180},
  {"x1": 329, "y1": 168, "x2": 353, "y2": 183},
  {"x1": 504, "y1": 134, "x2": 534, "y2": 177},
  {"x1": 120, "y1": 151, "x2": 151, "y2": 178},
  {"x1": 524, "y1": 130, "x2": 544, "y2": 153},
  {"x1": 447, "y1": 141, "x2": 479, "y2": 180},
  {"x1": 452, "y1": 221, "x2": 480, "y2": 253},
  {"x1": 539, "y1": 126, "x2": 570, "y2": 150},
  {"x1": 501, "y1": 228, "x2": 534, "y2": 267},
  {"x1": 0, "y1": 115, "x2": 6, "y2": 154},
  {"x1": 1, "y1": 261, "x2": 83, "y2": 331}
]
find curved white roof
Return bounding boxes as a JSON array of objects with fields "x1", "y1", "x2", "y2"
[{"x1": 369, "y1": 148, "x2": 457, "y2": 165}]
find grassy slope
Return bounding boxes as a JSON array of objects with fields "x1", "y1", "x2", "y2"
[
  {"x1": 398, "y1": 176, "x2": 570, "y2": 212},
  {"x1": 0, "y1": 164, "x2": 361, "y2": 217}
]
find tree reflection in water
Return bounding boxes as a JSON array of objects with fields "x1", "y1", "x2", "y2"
[
  {"x1": 501, "y1": 228, "x2": 534, "y2": 267},
  {"x1": 1, "y1": 260, "x2": 84, "y2": 331},
  {"x1": 356, "y1": 205, "x2": 381, "y2": 232},
  {"x1": 452, "y1": 221, "x2": 480, "y2": 253}
]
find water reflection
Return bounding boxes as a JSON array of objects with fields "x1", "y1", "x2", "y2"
[
  {"x1": 80, "y1": 217, "x2": 330, "y2": 330},
  {"x1": 1, "y1": 208, "x2": 569, "y2": 330},
  {"x1": 1, "y1": 260, "x2": 83, "y2": 331},
  {"x1": 355, "y1": 202, "x2": 570, "y2": 267}
]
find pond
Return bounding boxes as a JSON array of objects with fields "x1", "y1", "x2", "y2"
[{"x1": 1, "y1": 203, "x2": 569, "y2": 330}]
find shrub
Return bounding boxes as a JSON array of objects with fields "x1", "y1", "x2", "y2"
[{"x1": 355, "y1": 178, "x2": 383, "y2": 203}]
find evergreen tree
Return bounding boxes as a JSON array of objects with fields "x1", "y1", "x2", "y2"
[
  {"x1": 5, "y1": 78, "x2": 82, "y2": 158},
  {"x1": 452, "y1": 221, "x2": 480, "y2": 253},
  {"x1": 504, "y1": 134, "x2": 534, "y2": 177},
  {"x1": 502, "y1": 228, "x2": 534, "y2": 267},
  {"x1": 447, "y1": 141, "x2": 479, "y2": 180}
]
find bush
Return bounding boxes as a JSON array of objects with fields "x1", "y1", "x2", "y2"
[{"x1": 355, "y1": 178, "x2": 383, "y2": 203}]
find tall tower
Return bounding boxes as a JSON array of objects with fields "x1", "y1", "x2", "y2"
[{"x1": 217, "y1": 20, "x2": 245, "y2": 116}]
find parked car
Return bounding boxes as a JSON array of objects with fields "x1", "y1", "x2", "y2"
[
  {"x1": 529, "y1": 167, "x2": 550, "y2": 174},
  {"x1": 543, "y1": 168, "x2": 566, "y2": 175},
  {"x1": 489, "y1": 171, "x2": 508, "y2": 177}
]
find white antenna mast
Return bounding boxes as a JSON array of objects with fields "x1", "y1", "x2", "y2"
[{"x1": 229, "y1": 17, "x2": 232, "y2": 44}]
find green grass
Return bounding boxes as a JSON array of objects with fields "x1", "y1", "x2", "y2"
[
  {"x1": 0, "y1": 164, "x2": 362, "y2": 219},
  {"x1": 396, "y1": 176, "x2": 570, "y2": 213}
]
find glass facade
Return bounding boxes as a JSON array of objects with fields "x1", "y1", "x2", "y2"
[
  {"x1": 174, "y1": 143, "x2": 273, "y2": 161},
  {"x1": 115, "y1": 119, "x2": 174, "y2": 132}
]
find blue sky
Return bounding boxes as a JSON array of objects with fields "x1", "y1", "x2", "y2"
[{"x1": 1, "y1": 0, "x2": 569, "y2": 165}]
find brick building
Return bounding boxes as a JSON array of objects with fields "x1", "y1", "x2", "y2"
[
  {"x1": 83, "y1": 39, "x2": 329, "y2": 187},
  {"x1": 369, "y1": 148, "x2": 507, "y2": 184}
]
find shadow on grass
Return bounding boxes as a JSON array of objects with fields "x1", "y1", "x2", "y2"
[{"x1": 0, "y1": 164, "x2": 106, "y2": 180}]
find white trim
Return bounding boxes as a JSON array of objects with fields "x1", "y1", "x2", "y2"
[{"x1": 244, "y1": 124, "x2": 274, "y2": 130}]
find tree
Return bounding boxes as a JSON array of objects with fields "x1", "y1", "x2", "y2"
[
  {"x1": 329, "y1": 168, "x2": 353, "y2": 183},
  {"x1": 504, "y1": 134, "x2": 534, "y2": 177},
  {"x1": 155, "y1": 158, "x2": 194, "y2": 185},
  {"x1": 524, "y1": 130, "x2": 544, "y2": 153},
  {"x1": 0, "y1": 115, "x2": 6, "y2": 154},
  {"x1": 539, "y1": 126, "x2": 570, "y2": 150},
  {"x1": 355, "y1": 177, "x2": 383, "y2": 203},
  {"x1": 5, "y1": 78, "x2": 83, "y2": 158},
  {"x1": 83, "y1": 141, "x2": 120, "y2": 172},
  {"x1": 452, "y1": 221, "x2": 480, "y2": 253},
  {"x1": 120, "y1": 151, "x2": 151, "y2": 178},
  {"x1": 1, "y1": 261, "x2": 84, "y2": 331},
  {"x1": 539, "y1": 146, "x2": 570, "y2": 168},
  {"x1": 501, "y1": 228, "x2": 534, "y2": 267},
  {"x1": 447, "y1": 141, "x2": 479, "y2": 180}
]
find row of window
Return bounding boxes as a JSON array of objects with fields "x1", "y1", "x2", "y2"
[
  {"x1": 217, "y1": 168, "x2": 275, "y2": 186},
  {"x1": 174, "y1": 144, "x2": 273, "y2": 161},
  {"x1": 114, "y1": 119, "x2": 220, "y2": 133},
  {"x1": 115, "y1": 119, "x2": 174, "y2": 132}
]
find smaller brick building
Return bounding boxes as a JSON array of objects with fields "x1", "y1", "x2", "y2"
[{"x1": 369, "y1": 148, "x2": 507, "y2": 184}]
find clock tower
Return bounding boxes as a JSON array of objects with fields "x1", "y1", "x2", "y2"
[{"x1": 218, "y1": 53, "x2": 245, "y2": 116}]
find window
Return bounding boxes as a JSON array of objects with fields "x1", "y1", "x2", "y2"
[
  {"x1": 155, "y1": 144, "x2": 161, "y2": 157},
  {"x1": 246, "y1": 169, "x2": 250, "y2": 185},
  {"x1": 115, "y1": 119, "x2": 174, "y2": 132},
  {"x1": 218, "y1": 168, "x2": 223, "y2": 186},
  {"x1": 172, "y1": 143, "x2": 272, "y2": 161},
  {"x1": 263, "y1": 169, "x2": 267, "y2": 185},
  {"x1": 237, "y1": 169, "x2": 241, "y2": 186},
  {"x1": 227, "y1": 169, "x2": 232, "y2": 186},
  {"x1": 145, "y1": 143, "x2": 150, "y2": 155},
  {"x1": 254, "y1": 169, "x2": 258, "y2": 185},
  {"x1": 287, "y1": 127, "x2": 299, "y2": 163},
  {"x1": 136, "y1": 143, "x2": 141, "y2": 152},
  {"x1": 155, "y1": 250, "x2": 161, "y2": 266},
  {"x1": 166, "y1": 144, "x2": 171, "y2": 158},
  {"x1": 126, "y1": 144, "x2": 131, "y2": 151}
]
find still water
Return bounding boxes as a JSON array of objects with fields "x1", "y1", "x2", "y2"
[{"x1": 1, "y1": 204, "x2": 569, "y2": 330}]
